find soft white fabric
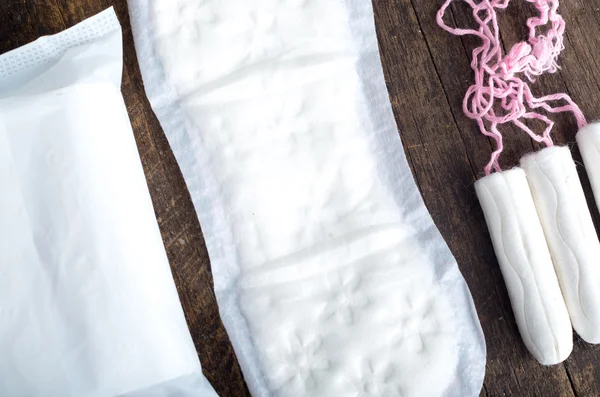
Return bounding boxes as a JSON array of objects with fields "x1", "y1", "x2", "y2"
[
  {"x1": 0, "y1": 8, "x2": 217, "y2": 397},
  {"x1": 521, "y1": 146, "x2": 600, "y2": 344},
  {"x1": 475, "y1": 168, "x2": 572, "y2": 365},
  {"x1": 128, "y1": 0, "x2": 486, "y2": 395}
]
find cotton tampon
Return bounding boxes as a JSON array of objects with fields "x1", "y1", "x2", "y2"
[
  {"x1": 521, "y1": 146, "x2": 600, "y2": 343},
  {"x1": 577, "y1": 123, "x2": 600, "y2": 212},
  {"x1": 475, "y1": 168, "x2": 572, "y2": 365}
]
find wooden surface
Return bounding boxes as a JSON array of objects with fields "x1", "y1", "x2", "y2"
[{"x1": 2, "y1": 0, "x2": 600, "y2": 396}]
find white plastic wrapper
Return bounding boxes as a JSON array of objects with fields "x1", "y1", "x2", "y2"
[
  {"x1": 128, "y1": 0, "x2": 486, "y2": 396},
  {"x1": 0, "y1": 8, "x2": 217, "y2": 397}
]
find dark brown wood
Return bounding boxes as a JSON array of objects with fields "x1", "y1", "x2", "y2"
[{"x1": 2, "y1": 0, "x2": 600, "y2": 395}]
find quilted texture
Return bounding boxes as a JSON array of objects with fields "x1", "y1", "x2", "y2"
[{"x1": 128, "y1": 0, "x2": 486, "y2": 394}]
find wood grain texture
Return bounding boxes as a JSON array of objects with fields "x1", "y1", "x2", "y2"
[{"x1": 2, "y1": 0, "x2": 600, "y2": 396}]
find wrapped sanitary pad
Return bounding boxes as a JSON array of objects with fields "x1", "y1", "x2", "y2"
[{"x1": 0, "y1": 8, "x2": 217, "y2": 397}]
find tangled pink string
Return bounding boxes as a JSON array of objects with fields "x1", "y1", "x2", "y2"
[{"x1": 437, "y1": 0, "x2": 587, "y2": 175}]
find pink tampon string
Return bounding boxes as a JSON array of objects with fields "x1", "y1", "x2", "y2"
[{"x1": 437, "y1": 0, "x2": 587, "y2": 175}]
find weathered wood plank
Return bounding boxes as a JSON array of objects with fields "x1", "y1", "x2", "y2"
[
  {"x1": 373, "y1": 1, "x2": 575, "y2": 395},
  {"x1": 375, "y1": 0, "x2": 600, "y2": 396}
]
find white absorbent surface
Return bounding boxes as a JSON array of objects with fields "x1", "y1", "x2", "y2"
[
  {"x1": 521, "y1": 146, "x2": 600, "y2": 344},
  {"x1": 577, "y1": 123, "x2": 600, "y2": 216},
  {"x1": 475, "y1": 168, "x2": 572, "y2": 365},
  {"x1": 0, "y1": 8, "x2": 216, "y2": 397},
  {"x1": 128, "y1": 0, "x2": 486, "y2": 395}
]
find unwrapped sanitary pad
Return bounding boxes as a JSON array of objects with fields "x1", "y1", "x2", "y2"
[
  {"x1": 128, "y1": 0, "x2": 486, "y2": 396},
  {"x1": 0, "y1": 8, "x2": 216, "y2": 397}
]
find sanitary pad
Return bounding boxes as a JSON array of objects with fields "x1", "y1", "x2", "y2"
[
  {"x1": 128, "y1": 0, "x2": 486, "y2": 395},
  {"x1": 0, "y1": 9, "x2": 216, "y2": 396}
]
